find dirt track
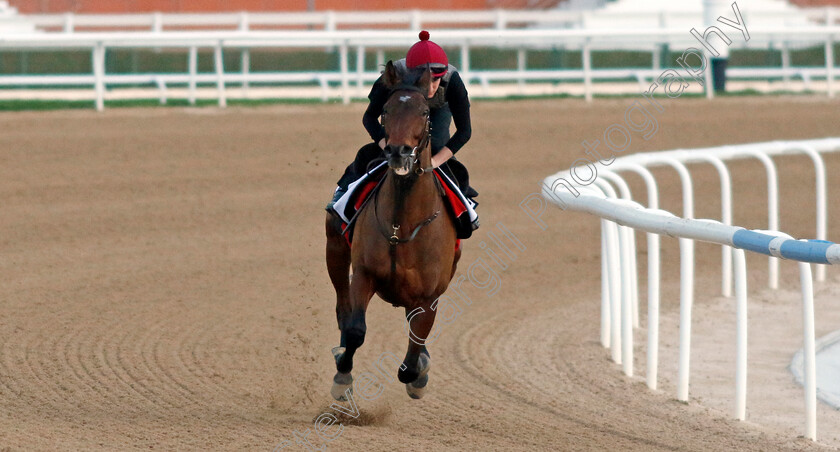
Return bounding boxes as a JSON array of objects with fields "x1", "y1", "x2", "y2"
[{"x1": 1, "y1": 97, "x2": 840, "y2": 451}]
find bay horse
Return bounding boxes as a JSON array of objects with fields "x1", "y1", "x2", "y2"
[{"x1": 324, "y1": 61, "x2": 461, "y2": 399}]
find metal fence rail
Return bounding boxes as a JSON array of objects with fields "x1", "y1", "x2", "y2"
[{"x1": 541, "y1": 138, "x2": 840, "y2": 442}]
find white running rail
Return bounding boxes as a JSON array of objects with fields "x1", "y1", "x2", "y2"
[
  {"x1": 542, "y1": 138, "x2": 840, "y2": 442},
  {"x1": 0, "y1": 26, "x2": 838, "y2": 110}
]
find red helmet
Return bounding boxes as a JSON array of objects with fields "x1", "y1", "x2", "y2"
[{"x1": 406, "y1": 30, "x2": 448, "y2": 76}]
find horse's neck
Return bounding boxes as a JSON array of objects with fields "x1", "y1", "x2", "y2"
[{"x1": 382, "y1": 171, "x2": 438, "y2": 225}]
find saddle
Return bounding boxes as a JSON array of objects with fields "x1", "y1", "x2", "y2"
[{"x1": 330, "y1": 162, "x2": 477, "y2": 247}]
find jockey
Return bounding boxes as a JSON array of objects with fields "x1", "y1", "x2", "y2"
[{"x1": 327, "y1": 31, "x2": 478, "y2": 231}]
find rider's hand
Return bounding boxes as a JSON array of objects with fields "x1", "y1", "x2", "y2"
[
  {"x1": 431, "y1": 147, "x2": 453, "y2": 168},
  {"x1": 378, "y1": 138, "x2": 387, "y2": 150}
]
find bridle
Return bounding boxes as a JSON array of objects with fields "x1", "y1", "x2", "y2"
[{"x1": 374, "y1": 87, "x2": 442, "y2": 247}]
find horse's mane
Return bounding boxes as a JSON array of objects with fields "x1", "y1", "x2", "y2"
[
  {"x1": 400, "y1": 66, "x2": 427, "y2": 87},
  {"x1": 386, "y1": 66, "x2": 430, "y2": 95}
]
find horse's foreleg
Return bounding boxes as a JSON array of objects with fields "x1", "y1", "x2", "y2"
[
  {"x1": 399, "y1": 304, "x2": 436, "y2": 399},
  {"x1": 330, "y1": 271, "x2": 374, "y2": 401},
  {"x1": 335, "y1": 270, "x2": 375, "y2": 375}
]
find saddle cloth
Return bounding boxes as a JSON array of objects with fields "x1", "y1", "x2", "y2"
[{"x1": 332, "y1": 161, "x2": 478, "y2": 245}]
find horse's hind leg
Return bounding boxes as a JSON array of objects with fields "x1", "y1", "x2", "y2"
[
  {"x1": 325, "y1": 213, "x2": 351, "y2": 321},
  {"x1": 326, "y1": 212, "x2": 354, "y2": 400},
  {"x1": 401, "y1": 305, "x2": 436, "y2": 399}
]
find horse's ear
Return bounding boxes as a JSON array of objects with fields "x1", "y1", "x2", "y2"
[
  {"x1": 383, "y1": 60, "x2": 400, "y2": 89},
  {"x1": 416, "y1": 67, "x2": 432, "y2": 95}
]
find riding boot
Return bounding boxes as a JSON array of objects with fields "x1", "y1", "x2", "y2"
[{"x1": 325, "y1": 186, "x2": 348, "y2": 212}]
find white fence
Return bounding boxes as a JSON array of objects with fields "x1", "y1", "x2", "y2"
[
  {"x1": 541, "y1": 138, "x2": 840, "y2": 442},
  {"x1": 0, "y1": 26, "x2": 838, "y2": 110}
]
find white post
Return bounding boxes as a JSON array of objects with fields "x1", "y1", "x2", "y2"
[
  {"x1": 239, "y1": 11, "x2": 249, "y2": 32},
  {"x1": 677, "y1": 237, "x2": 695, "y2": 402},
  {"x1": 799, "y1": 261, "x2": 817, "y2": 441},
  {"x1": 410, "y1": 10, "x2": 421, "y2": 30},
  {"x1": 620, "y1": 225, "x2": 634, "y2": 377},
  {"x1": 460, "y1": 43, "x2": 471, "y2": 88},
  {"x1": 694, "y1": 154, "x2": 733, "y2": 296},
  {"x1": 781, "y1": 42, "x2": 791, "y2": 90},
  {"x1": 583, "y1": 40, "x2": 592, "y2": 102},
  {"x1": 326, "y1": 11, "x2": 336, "y2": 32},
  {"x1": 792, "y1": 144, "x2": 828, "y2": 282},
  {"x1": 376, "y1": 50, "x2": 385, "y2": 69},
  {"x1": 155, "y1": 77, "x2": 167, "y2": 105},
  {"x1": 606, "y1": 221, "x2": 622, "y2": 365},
  {"x1": 495, "y1": 9, "x2": 507, "y2": 30},
  {"x1": 618, "y1": 164, "x2": 661, "y2": 390},
  {"x1": 814, "y1": 162, "x2": 828, "y2": 284},
  {"x1": 92, "y1": 42, "x2": 105, "y2": 112},
  {"x1": 356, "y1": 45, "x2": 366, "y2": 95},
  {"x1": 517, "y1": 49, "x2": 527, "y2": 91},
  {"x1": 652, "y1": 45, "x2": 661, "y2": 72},
  {"x1": 825, "y1": 34, "x2": 835, "y2": 98},
  {"x1": 241, "y1": 49, "x2": 250, "y2": 97},
  {"x1": 63, "y1": 12, "x2": 74, "y2": 33},
  {"x1": 214, "y1": 42, "x2": 227, "y2": 108},
  {"x1": 600, "y1": 222, "x2": 611, "y2": 348},
  {"x1": 733, "y1": 248, "x2": 747, "y2": 421},
  {"x1": 188, "y1": 46, "x2": 198, "y2": 106},
  {"x1": 653, "y1": 12, "x2": 665, "y2": 73},
  {"x1": 646, "y1": 230, "x2": 661, "y2": 390},
  {"x1": 339, "y1": 42, "x2": 350, "y2": 105},
  {"x1": 744, "y1": 150, "x2": 779, "y2": 289},
  {"x1": 704, "y1": 49, "x2": 714, "y2": 100},
  {"x1": 152, "y1": 12, "x2": 163, "y2": 33}
]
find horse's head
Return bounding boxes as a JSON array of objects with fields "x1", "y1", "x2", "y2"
[{"x1": 380, "y1": 61, "x2": 433, "y2": 178}]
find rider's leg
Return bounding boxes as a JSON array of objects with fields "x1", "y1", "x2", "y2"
[{"x1": 326, "y1": 142, "x2": 385, "y2": 211}]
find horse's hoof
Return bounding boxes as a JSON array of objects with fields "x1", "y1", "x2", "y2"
[
  {"x1": 331, "y1": 371, "x2": 353, "y2": 401},
  {"x1": 406, "y1": 374, "x2": 428, "y2": 399}
]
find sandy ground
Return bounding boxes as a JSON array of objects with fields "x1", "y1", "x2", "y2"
[{"x1": 1, "y1": 96, "x2": 840, "y2": 451}]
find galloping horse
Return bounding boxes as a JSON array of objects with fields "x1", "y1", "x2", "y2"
[{"x1": 324, "y1": 61, "x2": 461, "y2": 399}]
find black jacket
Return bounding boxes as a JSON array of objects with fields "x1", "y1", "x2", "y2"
[{"x1": 362, "y1": 60, "x2": 472, "y2": 154}]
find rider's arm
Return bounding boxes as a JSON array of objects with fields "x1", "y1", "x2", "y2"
[
  {"x1": 363, "y1": 78, "x2": 390, "y2": 149},
  {"x1": 443, "y1": 72, "x2": 472, "y2": 155}
]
